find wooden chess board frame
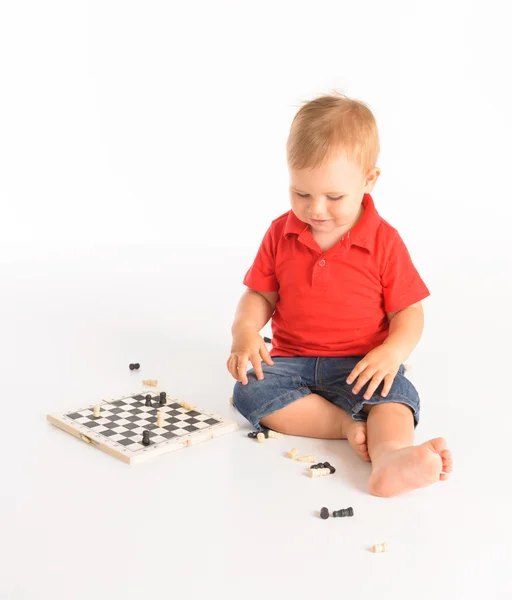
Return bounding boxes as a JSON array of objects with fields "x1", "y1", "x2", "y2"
[{"x1": 47, "y1": 392, "x2": 239, "y2": 464}]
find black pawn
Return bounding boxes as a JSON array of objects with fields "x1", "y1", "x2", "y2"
[
  {"x1": 134, "y1": 363, "x2": 140, "y2": 370},
  {"x1": 142, "y1": 430, "x2": 150, "y2": 446},
  {"x1": 129, "y1": 363, "x2": 135, "y2": 370},
  {"x1": 159, "y1": 391, "x2": 167, "y2": 406},
  {"x1": 263, "y1": 336, "x2": 272, "y2": 343},
  {"x1": 247, "y1": 431, "x2": 258, "y2": 438},
  {"x1": 320, "y1": 507, "x2": 330, "y2": 520},
  {"x1": 145, "y1": 395, "x2": 152, "y2": 407},
  {"x1": 328, "y1": 465, "x2": 336, "y2": 474},
  {"x1": 333, "y1": 507, "x2": 354, "y2": 518}
]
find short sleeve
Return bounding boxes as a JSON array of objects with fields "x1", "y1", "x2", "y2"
[
  {"x1": 381, "y1": 231, "x2": 430, "y2": 312},
  {"x1": 242, "y1": 225, "x2": 279, "y2": 292}
]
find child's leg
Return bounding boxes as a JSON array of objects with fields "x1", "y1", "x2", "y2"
[
  {"x1": 366, "y1": 403, "x2": 453, "y2": 497},
  {"x1": 260, "y1": 393, "x2": 369, "y2": 461}
]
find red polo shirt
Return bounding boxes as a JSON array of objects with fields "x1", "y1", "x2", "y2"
[{"x1": 243, "y1": 193, "x2": 430, "y2": 357}]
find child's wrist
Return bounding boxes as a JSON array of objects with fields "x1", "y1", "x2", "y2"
[{"x1": 382, "y1": 339, "x2": 408, "y2": 364}]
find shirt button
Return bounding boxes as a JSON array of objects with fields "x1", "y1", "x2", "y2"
[{"x1": 319, "y1": 259, "x2": 326, "y2": 267}]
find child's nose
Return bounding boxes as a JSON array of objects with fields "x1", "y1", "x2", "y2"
[{"x1": 309, "y1": 197, "x2": 327, "y2": 215}]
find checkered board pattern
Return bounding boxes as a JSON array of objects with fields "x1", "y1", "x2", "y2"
[{"x1": 47, "y1": 392, "x2": 238, "y2": 464}]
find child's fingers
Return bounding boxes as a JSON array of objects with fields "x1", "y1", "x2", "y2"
[
  {"x1": 381, "y1": 374, "x2": 395, "y2": 397},
  {"x1": 250, "y1": 355, "x2": 265, "y2": 381},
  {"x1": 237, "y1": 355, "x2": 249, "y2": 385},
  {"x1": 346, "y1": 360, "x2": 366, "y2": 385},
  {"x1": 228, "y1": 355, "x2": 241, "y2": 381},
  {"x1": 363, "y1": 372, "x2": 385, "y2": 400},
  {"x1": 351, "y1": 367, "x2": 375, "y2": 395},
  {"x1": 260, "y1": 344, "x2": 275, "y2": 366}
]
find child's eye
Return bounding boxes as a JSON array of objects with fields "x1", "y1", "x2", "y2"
[{"x1": 296, "y1": 192, "x2": 344, "y2": 201}]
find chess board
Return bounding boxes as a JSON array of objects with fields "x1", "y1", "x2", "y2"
[{"x1": 47, "y1": 392, "x2": 238, "y2": 464}]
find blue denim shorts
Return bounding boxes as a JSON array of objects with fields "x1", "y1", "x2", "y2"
[{"x1": 232, "y1": 356, "x2": 420, "y2": 431}]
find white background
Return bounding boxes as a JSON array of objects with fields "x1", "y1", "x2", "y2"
[{"x1": 1, "y1": 1, "x2": 511, "y2": 599}]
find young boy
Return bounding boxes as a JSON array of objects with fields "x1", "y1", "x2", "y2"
[{"x1": 227, "y1": 93, "x2": 452, "y2": 497}]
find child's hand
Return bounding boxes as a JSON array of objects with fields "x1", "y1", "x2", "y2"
[
  {"x1": 227, "y1": 330, "x2": 274, "y2": 385},
  {"x1": 346, "y1": 343, "x2": 402, "y2": 400}
]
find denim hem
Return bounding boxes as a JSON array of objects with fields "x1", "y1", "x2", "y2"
[{"x1": 247, "y1": 386, "x2": 311, "y2": 431}]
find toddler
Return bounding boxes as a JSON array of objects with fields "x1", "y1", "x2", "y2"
[{"x1": 227, "y1": 92, "x2": 452, "y2": 497}]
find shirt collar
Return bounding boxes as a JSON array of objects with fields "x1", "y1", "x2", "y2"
[{"x1": 284, "y1": 193, "x2": 381, "y2": 253}]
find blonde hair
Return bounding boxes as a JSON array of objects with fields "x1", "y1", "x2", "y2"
[{"x1": 286, "y1": 91, "x2": 380, "y2": 176}]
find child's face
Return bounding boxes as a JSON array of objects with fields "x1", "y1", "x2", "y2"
[{"x1": 289, "y1": 151, "x2": 380, "y2": 235}]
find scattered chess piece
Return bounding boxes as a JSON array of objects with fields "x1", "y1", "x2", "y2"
[
  {"x1": 142, "y1": 431, "x2": 150, "y2": 446},
  {"x1": 308, "y1": 467, "x2": 332, "y2": 478},
  {"x1": 142, "y1": 379, "x2": 158, "y2": 387},
  {"x1": 333, "y1": 507, "x2": 353, "y2": 518},
  {"x1": 320, "y1": 507, "x2": 330, "y2": 519},
  {"x1": 256, "y1": 432, "x2": 265, "y2": 443},
  {"x1": 159, "y1": 391, "x2": 167, "y2": 406},
  {"x1": 93, "y1": 404, "x2": 100, "y2": 418},
  {"x1": 310, "y1": 462, "x2": 335, "y2": 473},
  {"x1": 373, "y1": 543, "x2": 387, "y2": 553},
  {"x1": 287, "y1": 448, "x2": 299, "y2": 459},
  {"x1": 129, "y1": 363, "x2": 140, "y2": 370},
  {"x1": 267, "y1": 430, "x2": 283, "y2": 439},
  {"x1": 297, "y1": 455, "x2": 316, "y2": 463},
  {"x1": 145, "y1": 395, "x2": 152, "y2": 407},
  {"x1": 180, "y1": 400, "x2": 195, "y2": 411}
]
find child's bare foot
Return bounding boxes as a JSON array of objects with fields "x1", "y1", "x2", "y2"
[
  {"x1": 339, "y1": 412, "x2": 370, "y2": 461},
  {"x1": 368, "y1": 437, "x2": 453, "y2": 497}
]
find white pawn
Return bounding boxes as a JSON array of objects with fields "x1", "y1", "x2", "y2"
[
  {"x1": 373, "y1": 543, "x2": 387, "y2": 553},
  {"x1": 308, "y1": 467, "x2": 331, "y2": 478},
  {"x1": 93, "y1": 404, "x2": 100, "y2": 418},
  {"x1": 157, "y1": 411, "x2": 164, "y2": 428}
]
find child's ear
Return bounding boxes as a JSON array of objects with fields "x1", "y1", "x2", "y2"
[{"x1": 364, "y1": 167, "x2": 381, "y2": 191}]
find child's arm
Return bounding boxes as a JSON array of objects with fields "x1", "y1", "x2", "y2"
[
  {"x1": 346, "y1": 300, "x2": 424, "y2": 400},
  {"x1": 231, "y1": 289, "x2": 278, "y2": 335},
  {"x1": 383, "y1": 301, "x2": 424, "y2": 364},
  {"x1": 228, "y1": 289, "x2": 278, "y2": 384}
]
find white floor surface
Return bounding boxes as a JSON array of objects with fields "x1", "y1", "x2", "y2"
[{"x1": 2, "y1": 244, "x2": 511, "y2": 600}]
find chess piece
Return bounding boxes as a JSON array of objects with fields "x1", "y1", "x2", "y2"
[
  {"x1": 157, "y1": 411, "x2": 164, "y2": 428},
  {"x1": 308, "y1": 467, "x2": 331, "y2": 478},
  {"x1": 159, "y1": 391, "x2": 167, "y2": 406},
  {"x1": 333, "y1": 507, "x2": 353, "y2": 518},
  {"x1": 373, "y1": 543, "x2": 387, "y2": 553},
  {"x1": 320, "y1": 507, "x2": 329, "y2": 519},
  {"x1": 142, "y1": 431, "x2": 150, "y2": 446},
  {"x1": 297, "y1": 456, "x2": 316, "y2": 463},
  {"x1": 145, "y1": 395, "x2": 152, "y2": 407},
  {"x1": 93, "y1": 404, "x2": 100, "y2": 418}
]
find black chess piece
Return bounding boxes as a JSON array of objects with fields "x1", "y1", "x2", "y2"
[
  {"x1": 320, "y1": 507, "x2": 330, "y2": 520},
  {"x1": 142, "y1": 431, "x2": 150, "y2": 446},
  {"x1": 333, "y1": 507, "x2": 353, "y2": 518},
  {"x1": 129, "y1": 363, "x2": 135, "y2": 370},
  {"x1": 145, "y1": 395, "x2": 152, "y2": 407},
  {"x1": 134, "y1": 363, "x2": 140, "y2": 370},
  {"x1": 159, "y1": 391, "x2": 167, "y2": 406}
]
